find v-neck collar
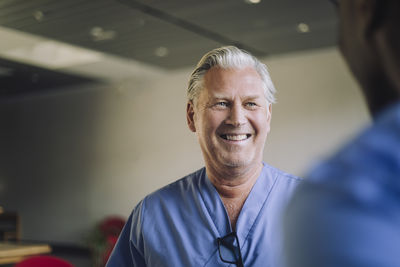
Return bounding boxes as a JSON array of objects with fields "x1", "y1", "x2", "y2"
[
  {"x1": 199, "y1": 163, "x2": 278, "y2": 246},
  {"x1": 236, "y1": 163, "x2": 278, "y2": 246}
]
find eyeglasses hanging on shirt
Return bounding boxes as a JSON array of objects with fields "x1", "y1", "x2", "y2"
[{"x1": 217, "y1": 231, "x2": 244, "y2": 267}]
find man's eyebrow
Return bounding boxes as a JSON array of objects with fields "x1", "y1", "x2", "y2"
[
  {"x1": 244, "y1": 95, "x2": 263, "y2": 100},
  {"x1": 207, "y1": 94, "x2": 229, "y2": 101}
]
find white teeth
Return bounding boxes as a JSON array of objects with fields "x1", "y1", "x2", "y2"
[{"x1": 225, "y1": 134, "x2": 247, "y2": 141}]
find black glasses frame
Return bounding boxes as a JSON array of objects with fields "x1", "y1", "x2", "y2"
[{"x1": 217, "y1": 231, "x2": 244, "y2": 267}]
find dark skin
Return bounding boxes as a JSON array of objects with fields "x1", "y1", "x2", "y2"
[{"x1": 337, "y1": 0, "x2": 400, "y2": 117}]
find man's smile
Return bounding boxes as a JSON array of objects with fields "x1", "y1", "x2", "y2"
[{"x1": 219, "y1": 134, "x2": 252, "y2": 141}]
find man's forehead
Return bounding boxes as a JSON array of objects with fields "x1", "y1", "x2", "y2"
[{"x1": 207, "y1": 92, "x2": 264, "y2": 99}]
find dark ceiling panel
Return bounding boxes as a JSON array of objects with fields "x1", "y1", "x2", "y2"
[
  {"x1": 0, "y1": 0, "x2": 338, "y2": 70},
  {"x1": 0, "y1": 57, "x2": 98, "y2": 97},
  {"x1": 140, "y1": 0, "x2": 338, "y2": 54}
]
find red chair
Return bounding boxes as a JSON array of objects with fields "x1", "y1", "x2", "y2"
[
  {"x1": 99, "y1": 216, "x2": 126, "y2": 266},
  {"x1": 14, "y1": 256, "x2": 74, "y2": 267}
]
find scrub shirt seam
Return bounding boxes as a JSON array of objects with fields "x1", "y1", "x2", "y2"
[
  {"x1": 197, "y1": 169, "x2": 225, "y2": 267},
  {"x1": 242, "y1": 172, "x2": 279, "y2": 247},
  {"x1": 130, "y1": 198, "x2": 147, "y2": 263},
  {"x1": 199, "y1": 170, "x2": 226, "y2": 236}
]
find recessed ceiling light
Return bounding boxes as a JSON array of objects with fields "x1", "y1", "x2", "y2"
[
  {"x1": 33, "y1": 10, "x2": 44, "y2": 22},
  {"x1": 154, "y1": 46, "x2": 169, "y2": 57},
  {"x1": 90, "y1": 27, "x2": 116, "y2": 42},
  {"x1": 297, "y1": 23, "x2": 310, "y2": 33},
  {"x1": 245, "y1": 0, "x2": 261, "y2": 4}
]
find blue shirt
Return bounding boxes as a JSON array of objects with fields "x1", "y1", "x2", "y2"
[
  {"x1": 107, "y1": 162, "x2": 300, "y2": 267},
  {"x1": 285, "y1": 102, "x2": 400, "y2": 267}
]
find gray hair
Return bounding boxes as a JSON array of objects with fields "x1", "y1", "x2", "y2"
[{"x1": 187, "y1": 46, "x2": 276, "y2": 104}]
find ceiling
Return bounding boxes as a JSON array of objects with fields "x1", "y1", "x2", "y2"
[
  {"x1": 0, "y1": 0, "x2": 338, "y2": 96},
  {"x1": 0, "y1": 57, "x2": 97, "y2": 96}
]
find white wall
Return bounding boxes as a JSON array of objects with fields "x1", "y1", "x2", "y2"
[
  {"x1": 0, "y1": 47, "x2": 370, "y2": 245},
  {"x1": 265, "y1": 47, "x2": 370, "y2": 174}
]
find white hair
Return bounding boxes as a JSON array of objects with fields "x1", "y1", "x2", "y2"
[{"x1": 187, "y1": 46, "x2": 276, "y2": 104}]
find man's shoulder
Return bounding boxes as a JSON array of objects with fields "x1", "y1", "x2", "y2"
[
  {"x1": 296, "y1": 102, "x2": 400, "y2": 205},
  {"x1": 310, "y1": 102, "x2": 400, "y2": 180},
  {"x1": 143, "y1": 167, "x2": 206, "y2": 204},
  {"x1": 285, "y1": 103, "x2": 400, "y2": 267},
  {"x1": 262, "y1": 162, "x2": 302, "y2": 184}
]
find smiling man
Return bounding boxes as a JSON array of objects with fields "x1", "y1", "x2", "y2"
[{"x1": 107, "y1": 46, "x2": 300, "y2": 267}]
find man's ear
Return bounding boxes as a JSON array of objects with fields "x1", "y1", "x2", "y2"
[
  {"x1": 186, "y1": 101, "x2": 196, "y2": 132},
  {"x1": 266, "y1": 104, "x2": 272, "y2": 133}
]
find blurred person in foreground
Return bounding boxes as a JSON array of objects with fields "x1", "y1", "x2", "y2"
[
  {"x1": 106, "y1": 46, "x2": 300, "y2": 267},
  {"x1": 285, "y1": 0, "x2": 400, "y2": 266}
]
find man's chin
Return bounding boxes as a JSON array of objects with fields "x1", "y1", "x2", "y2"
[{"x1": 221, "y1": 158, "x2": 250, "y2": 168}]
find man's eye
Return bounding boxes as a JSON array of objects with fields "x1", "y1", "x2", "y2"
[
  {"x1": 246, "y1": 102, "x2": 257, "y2": 107},
  {"x1": 215, "y1": 102, "x2": 228, "y2": 107}
]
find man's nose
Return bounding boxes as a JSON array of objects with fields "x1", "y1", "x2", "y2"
[{"x1": 226, "y1": 104, "x2": 246, "y2": 127}]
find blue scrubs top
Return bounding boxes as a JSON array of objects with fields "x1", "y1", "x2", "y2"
[
  {"x1": 107, "y1": 162, "x2": 300, "y2": 267},
  {"x1": 284, "y1": 102, "x2": 400, "y2": 267}
]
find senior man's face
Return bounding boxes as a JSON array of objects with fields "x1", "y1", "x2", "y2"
[{"x1": 187, "y1": 67, "x2": 271, "y2": 170}]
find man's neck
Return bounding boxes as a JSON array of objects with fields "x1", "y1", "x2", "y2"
[
  {"x1": 367, "y1": 30, "x2": 400, "y2": 117},
  {"x1": 362, "y1": 68, "x2": 400, "y2": 118},
  {"x1": 206, "y1": 162, "x2": 263, "y2": 230},
  {"x1": 206, "y1": 162, "x2": 263, "y2": 199}
]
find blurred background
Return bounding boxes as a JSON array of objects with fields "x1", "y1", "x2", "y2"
[{"x1": 0, "y1": 0, "x2": 370, "y2": 266}]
